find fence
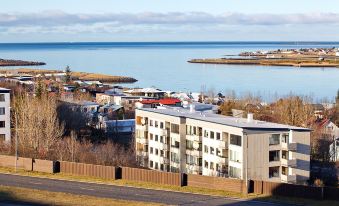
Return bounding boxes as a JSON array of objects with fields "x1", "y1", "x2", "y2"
[
  {"x1": 122, "y1": 167, "x2": 183, "y2": 186},
  {"x1": 60, "y1": 161, "x2": 119, "y2": 180},
  {"x1": 251, "y1": 180, "x2": 339, "y2": 200},
  {"x1": 187, "y1": 174, "x2": 246, "y2": 194},
  {"x1": 0, "y1": 155, "x2": 56, "y2": 173}
]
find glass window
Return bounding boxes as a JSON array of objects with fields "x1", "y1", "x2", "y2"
[
  {"x1": 230, "y1": 134, "x2": 241, "y2": 146},
  {"x1": 155, "y1": 135, "x2": 158, "y2": 142},
  {"x1": 282, "y1": 166, "x2": 288, "y2": 175},
  {"x1": 160, "y1": 122, "x2": 164, "y2": 129},
  {"x1": 150, "y1": 147, "x2": 153, "y2": 154},
  {"x1": 149, "y1": 133, "x2": 153, "y2": 140},
  {"x1": 0, "y1": 94, "x2": 4, "y2": 102},
  {"x1": 186, "y1": 140, "x2": 194, "y2": 150},
  {"x1": 230, "y1": 150, "x2": 241, "y2": 162},
  {"x1": 149, "y1": 120, "x2": 153, "y2": 126},
  {"x1": 150, "y1": 161, "x2": 154, "y2": 168},
  {"x1": 210, "y1": 131, "x2": 214, "y2": 139},
  {"x1": 171, "y1": 123, "x2": 179, "y2": 134},
  {"x1": 0, "y1": 121, "x2": 5, "y2": 128},
  {"x1": 282, "y1": 133, "x2": 289, "y2": 143},
  {"x1": 282, "y1": 150, "x2": 288, "y2": 159},
  {"x1": 204, "y1": 161, "x2": 208, "y2": 168},
  {"x1": 269, "y1": 134, "x2": 280, "y2": 145},
  {"x1": 269, "y1": 150, "x2": 280, "y2": 162},
  {"x1": 204, "y1": 130, "x2": 209, "y2": 138},
  {"x1": 0, "y1": 134, "x2": 5, "y2": 142},
  {"x1": 210, "y1": 162, "x2": 214, "y2": 170},
  {"x1": 204, "y1": 145, "x2": 208, "y2": 153},
  {"x1": 216, "y1": 132, "x2": 221, "y2": 140},
  {"x1": 155, "y1": 121, "x2": 158, "y2": 128},
  {"x1": 269, "y1": 167, "x2": 280, "y2": 178},
  {"x1": 155, "y1": 149, "x2": 159, "y2": 155},
  {"x1": 229, "y1": 166, "x2": 241, "y2": 178},
  {"x1": 210, "y1": 147, "x2": 215, "y2": 155}
]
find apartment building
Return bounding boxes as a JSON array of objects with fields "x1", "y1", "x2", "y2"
[
  {"x1": 135, "y1": 106, "x2": 311, "y2": 184},
  {"x1": 0, "y1": 88, "x2": 11, "y2": 142}
]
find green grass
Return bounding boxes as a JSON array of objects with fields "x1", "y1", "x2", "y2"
[
  {"x1": 0, "y1": 185, "x2": 160, "y2": 206},
  {"x1": 0, "y1": 167, "x2": 337, "y2": 206}
]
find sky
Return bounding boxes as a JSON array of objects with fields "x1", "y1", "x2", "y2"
[{"x1": 1, "y1": 0, "x2": 339, "y2": 42}]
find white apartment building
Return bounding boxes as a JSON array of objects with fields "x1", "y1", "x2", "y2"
[
  {"x1": 135, "y1": 106, "x2": 311, "y2": 184},
  {"x1": 0, "y1": 88, "x2": 11, "y2": 142}
]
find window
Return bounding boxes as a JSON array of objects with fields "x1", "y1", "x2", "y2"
[
  {"x1": 160, "y1": 122, "x2": 164, "y2": 129},
  {"x1": 282, "y1": 150, "x2": 288, "y2": 159},
  {"x1": 229, "y1": 166, "x2": 241, "y2": 178},
  {"x1": 160, "y1": 150, "x2": 164, "y2": 157},
  {"x1": 198, "y1": 158, "x2": 202, "y2": 166},
  {"x1": 186, "y1": 140, "x2": 194, "y2": 150},
  {"x1": 150, "y1": 161, "x2": 154, "y2": 168},
  {"x1": 216, "y1": 164, "x2": 220, "y2": 171},
  {"x1": 171, "y1": 152, "x2": 179, "y2": 163},
  {"x1": 155, "y1": 149, "x2": 159, "y2": 155},
  {"x1": 160, "y1": 136, "x2": 164, "y2": 143},
  {"x1": 150, "y1": 133, "x2": 153, "y2": 140},
  {"x1": 155, "y1": 121, "x2": 158, "y2": 128},
  {"x1": 204, "y1": 161, "x2": 208, "y2": 168},
  {"x1": 171, "y1": 124, "x2": 179, "y2": 134},
  {"x1": 160, "y1": 164, "x2": 164, "y2": 171},
  {"x1": 210, "y1": 147, "x2": 215, "y2": 155},
  {"x1": 155, "y1": 135, "x2": 158, "y2": 142},
  {"x1": 186, "y1": 155, "x2": 195, "y2": 165},
  {"x1": 0, "y1": 134, "x2": 5, "y2": 142},
  {"x1": 269, "y1": 150, "x2": 280, "y2": 162},
  {"x1": 204, "y1": 130, "x2": 209, "y2": 138},
  {"x1": 0, "y1": 121, "x2": 5, "y2": 128},
  {"x1": 0, "y1": 94, "x2": 4, "y2": 102},
  {"x1": 269, "y1": 167, "x2": 280, "y2": 178},
  {"x1": 210, "y1": 162, "x2": 214, "y2": 170},
  {"x1": 282, "y1": 133, "x2": 289, "y2": 143},
  {"x1": 282, "y1": 166, "x2": 288, "y2": 175},
  {"x1": 216, "y1": 148, "x2": 221, "y2": 156},
  {"x1": 216, "y1": 132, "x2": 221, "y2": 140},
  {"x1": 150, "y1": 120, "x2": 153, "y2": 126},
  {"x1": 0, "y1": 108, "x2": 5, "y2": 115},
  {"x1": 150, "y1": 147, "x2": 153, "y2": 154},
  {"x1": 171, "y1": 140, "x2": 179, "y2": 148},
  {"x1": 155, "y1": 163, "x2": 159, "y2": 169},
  {"x1": 230, "y1": 134, "x2": 241, "y2": 146},
  {"x1": 269, "y1": 134, "x2": 280, "y2": 145},
  {"x1": 204, "y1": 145, "x2": 208, "y2": 153},
  {"x1": 210, "y1": 131, "x2": 214, "y2": 139},
  {"x1": 230, "y1": 150, "x2": 241, "y2": 162}
]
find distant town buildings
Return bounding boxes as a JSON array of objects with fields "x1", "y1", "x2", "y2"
[{"x1": 135, "y1": 105, "x2": 311, "y2": 184}]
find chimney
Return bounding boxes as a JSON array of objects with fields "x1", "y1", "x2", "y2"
[
  {"x1": 189, "y1": 104, "x2": 195, "y2": 113},
  {"x1": 247, "y1": 113, "x2": 253, "y2": 123}
]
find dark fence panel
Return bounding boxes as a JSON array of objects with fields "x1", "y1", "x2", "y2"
[
  {"x1": 324, "y1": 186, "x2": 339, "y2": 201},
  {"x1": 60, "y1": 161, "x2": 119, "y2": 180},
  {"x1": 187, "y1": 174, "x2": 246, "y2": 194},
  {"x1": 121, "y1": 167, "x2": 183, "y2": 186},
  {"x1": 252, "y1": 180, "x2": 323, "y2": 200}
]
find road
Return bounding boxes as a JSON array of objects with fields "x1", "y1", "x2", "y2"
[{"x1": 0, "y1": 173, "x2": 290, "y2": 206}]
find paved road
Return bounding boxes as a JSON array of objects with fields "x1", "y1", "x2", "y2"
[{"x1": 0, "y1": 173, "x2": 290, "y2": 206}]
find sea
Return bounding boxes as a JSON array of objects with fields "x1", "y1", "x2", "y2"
[{"x1": 0, "y1": 41, "x2": 338, "y2": 102}]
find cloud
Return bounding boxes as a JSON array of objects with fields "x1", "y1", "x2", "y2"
[{"x1": 0, "y1": 11, "x2": 339, "y2": 28}]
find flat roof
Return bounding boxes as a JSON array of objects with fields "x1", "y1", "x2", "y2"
[
  {"x1": 137, "y1": 107, "x2": 311, "y2": 132},
  {"x1": 0, "y1": 87, "x2": 10, "y2": 93}
]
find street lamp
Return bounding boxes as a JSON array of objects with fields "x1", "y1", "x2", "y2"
[{"x1": 9, "y1": 107, "x2": 18, "y2": 172}]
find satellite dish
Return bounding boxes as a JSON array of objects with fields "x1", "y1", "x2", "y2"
[{"x1": 193, "y1": 142, "x2": 200, "y2": 150}]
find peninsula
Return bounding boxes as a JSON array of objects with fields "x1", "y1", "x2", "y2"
[
  {"x1": 0, "y1": 58, "x2": 45, "y2": 66},
  {"x1": 0, "y1": 68, "x2": 137, "y2": 83},
  {"x1": 189, "y1": 48, "x2": 339, "y2": 67}
]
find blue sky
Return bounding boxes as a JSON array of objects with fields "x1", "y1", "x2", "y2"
[{"x1": 1, "y1": 0, "x2": 339, "y2": 42}]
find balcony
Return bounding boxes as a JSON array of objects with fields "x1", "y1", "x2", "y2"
[
  {"x1": 287, "y1": 175, "x2": 297, "y2": 183},
  {"x1": 136, "y1": 124, "x2": 148, "y2": 131},
  {"x1": 137, "y1": 137, "x2": 148, "y2": 144},
  {"x1": 288, "y1": 143, "x2": 297, "y2": 151},
  {"x1": 281, "y1": 158, "x2": 297, "y2": 167}
]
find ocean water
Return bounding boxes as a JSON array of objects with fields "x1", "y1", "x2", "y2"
[{"x1": 0, "y1": 42, "x2": 338, "y2": 101}]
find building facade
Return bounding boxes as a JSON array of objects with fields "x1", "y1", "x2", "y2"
[
  {"x1": 135, "y1": 106, "x2": 311, "y2": 184},
  {"x1": 0, "y1": 88, "x2": 11, "y2": 142}
]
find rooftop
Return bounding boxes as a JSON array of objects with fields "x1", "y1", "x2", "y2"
[
  {"x1": 139, "y1": 98, "x2": 181, "y2": 105},
  {"x1": 137, "y1": 106, "x2": 310, "y2": 132}
]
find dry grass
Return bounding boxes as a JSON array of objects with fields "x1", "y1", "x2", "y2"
[{"x1": 0, "y1": 185, "x2": 160, "y2": 206}]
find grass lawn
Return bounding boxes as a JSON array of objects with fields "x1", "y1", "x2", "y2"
[
  {"x1": 0, "y1": 167, "x2": 336, "y2": 206},
  {"x1": 0, "y1": 185, "x2": 160, "y2": 206}
]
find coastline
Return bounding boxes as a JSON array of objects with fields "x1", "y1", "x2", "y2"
[
  {"x1": 0, "y1": 68, "x2": 137, "y2": 83},
  {"x1": 0, "y1": 59, "x2": 45, "y2": 67}
]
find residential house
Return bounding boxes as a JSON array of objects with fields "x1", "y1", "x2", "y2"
[{"x1": 0, "y1": 88, "x2": 10, "y2": 142}]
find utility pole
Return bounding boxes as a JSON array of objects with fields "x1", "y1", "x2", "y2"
[{"x1": 15, "y1": 110, "x2": 18, "y2": 172}]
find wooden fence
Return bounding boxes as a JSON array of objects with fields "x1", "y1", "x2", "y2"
[
  {"x1": 0, "y1": 155, "x2": 33, "y2": 171},
  {"x1": 187, "y1": 174, "x2": 246, "y2": 194},
  {"x1": 32, "y1": 159, "x2": 57, "y2": 173},
  {"x1": 122, "y1": 167, "x2": 183, "y2": 186},
  {"x1": 252, "y1": 180, "x2": 339, "y2": 200},
  {"x1": 60, "y1": 161, "x2": 119, "y2": 180}
]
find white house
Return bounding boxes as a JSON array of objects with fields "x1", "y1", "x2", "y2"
[{"x1": 0, "y1": 88, "x2": 11, "y2": 142}]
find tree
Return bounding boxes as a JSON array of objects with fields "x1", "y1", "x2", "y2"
[{"x1": 64, "y1": 65, "x2": 72, "y2": 83}]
